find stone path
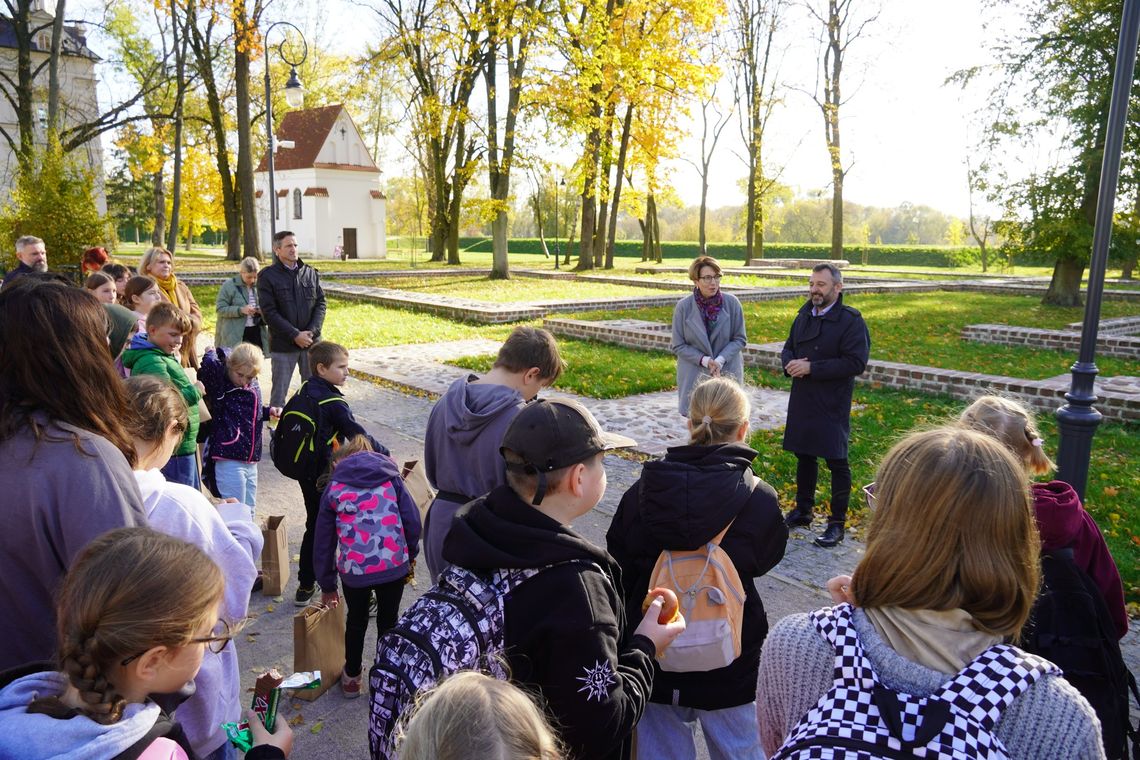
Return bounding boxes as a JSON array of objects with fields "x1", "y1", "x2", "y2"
[{"x1": 350, "y1": 340, "x2": 791, "y2": 456}]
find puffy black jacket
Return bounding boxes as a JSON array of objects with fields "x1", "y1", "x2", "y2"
[
  {"x1": 607, "y1": 442, "x2": 787, "y2": 710},
  {"x1": 257, "y1": 257, "x2": 326, "y2": 353},
  {"x1": 443, "y1": 485, "x2": 655, "y2": 760}
]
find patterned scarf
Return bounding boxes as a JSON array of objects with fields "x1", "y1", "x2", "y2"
[
  {"x1": 694, "y1": 287, "x2": 723, "y2": 332},
  {"x1": 153, "y1": 271, "x2": 179, "y2": 305}
]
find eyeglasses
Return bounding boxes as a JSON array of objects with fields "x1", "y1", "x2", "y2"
[
  {"x1": 862, "y1": 482, "x2": 876, "y2": 510},
  {"x1": 698, "y1": 275, "x2": 722, "y2": 283},
  {"x1": 119, "y1": 619, "x2": 240, "y2": 667}
]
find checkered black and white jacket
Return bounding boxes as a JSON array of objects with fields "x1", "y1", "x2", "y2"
[{"x1": 772, "y1": 604, "x2": 1059, "y2": 759}]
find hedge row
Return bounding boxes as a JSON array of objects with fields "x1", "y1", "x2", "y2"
[{"x1": 458, "y1": 238, "x2": 982, "y2": 268}]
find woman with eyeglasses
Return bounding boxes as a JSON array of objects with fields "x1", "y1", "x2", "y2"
[
  {"x1": 671, "y1": 255, "x2": 748, "y2": 417},
  {"x1": 121, "y1": 375, "x2": 263, "y2": 760},
  {"x1": 0, "y1": 528, "x2": 292, "y2": 759}
]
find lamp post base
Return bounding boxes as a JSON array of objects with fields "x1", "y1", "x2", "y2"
[{"x1": 1055, "y1": 361, "x2": 1102, "y2": 501}]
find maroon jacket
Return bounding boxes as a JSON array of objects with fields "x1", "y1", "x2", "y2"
[{"x1": 1033, "y1": 480, "x2": 1128, "y2": 639}]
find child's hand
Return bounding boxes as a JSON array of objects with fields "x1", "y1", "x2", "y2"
[
  {"x1": 245, "y1": 708, "x2": 294, "y2": 757},
  {"x1": 320, "y1": 590, "x2": 340, "y2": 608},
  {"x1": 826, "y1": 574, "x2": 855, "y2": 605},
  {"x1": 633, "y1": 596, "x2": 686, "y2": 657},
  {"x1": 194, "y1": 380, "x2": 206, "y2": 393},
  {"x1": 269, "y1": 406, "x2": 282, "y2": 419}
]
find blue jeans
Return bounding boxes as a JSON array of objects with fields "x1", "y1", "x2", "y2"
[
  {"x1": 161, "y1": 453, "x2": 201, "y2": 490},
  {"x1": 636, "y1": 702, "x2": 764, "y2": 760},
  {"x1": 214, "y1": 459, "x2": 258, "y2": 520}
]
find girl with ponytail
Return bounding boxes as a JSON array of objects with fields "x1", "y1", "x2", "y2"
[
  {"x1": 606, "y1": 378, "x2": 787, "y2": 759},
  {"x1": 0, "y1": 528, "x2": 292, "y2": 760}
]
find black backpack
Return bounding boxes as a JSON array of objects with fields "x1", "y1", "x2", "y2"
[
  {"x1": 1020, "y1": 547, "x2": 1140, "y2": 760},
  {"x1": 270, "y1": 380, "x2": 346, "y2": 480}
]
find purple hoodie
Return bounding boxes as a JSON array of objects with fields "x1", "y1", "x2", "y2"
[
  {"x1": 421, "y1": 375, "x2": 525, "y2": 579},
  {"x1": 314, "y1": 451, "x2": 422, "y2": 591}
]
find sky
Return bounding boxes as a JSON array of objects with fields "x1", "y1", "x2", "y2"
[{"x1": 89, "y1": 0, "x2": 1000, "y2": 218}]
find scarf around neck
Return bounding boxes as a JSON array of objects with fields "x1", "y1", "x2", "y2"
[
  {"x1": 153, "y1": 272, "x2": 179, "y2": 305},
  {"x1": 694, "y1": 288, "x2": 723, "y2": 332},
  {"x1": 864, "y1": 606, "x2": 1001, "y2": 674}
]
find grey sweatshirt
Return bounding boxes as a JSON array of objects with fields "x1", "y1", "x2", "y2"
[
  {"x1": 421, "y1": 375, "x2": 524, "y2": 580},
  {"x1": 757, "y1": 610, "x2": 1105, "y2": 759}
]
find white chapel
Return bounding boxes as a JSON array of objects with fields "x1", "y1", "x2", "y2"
[{"x1": 254, "y1": 104, "x2": 387, "y2": 258}]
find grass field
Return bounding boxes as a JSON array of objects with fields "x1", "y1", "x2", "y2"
[{"x1": 349, "y1": 275, "x2": 680, "y2": 302}]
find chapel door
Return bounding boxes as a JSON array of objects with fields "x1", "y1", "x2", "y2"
[{"x1": 343, "y1": 228, "x2": 358, "y2": 259}]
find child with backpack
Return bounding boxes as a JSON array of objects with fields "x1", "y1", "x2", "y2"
[
  {"x1": 273, "y1": 341, "x2": 389, "y2": 607},
  {"x1": 123, "y1": 374, "x2": 262, "y2": 759},
  {"x1": 368, "y1": 398, "x2": 686, "y2": 760},
  {"x1": 121, "y1": 301, "x2": 203, "y2": 489},
  {"x1": 422, "y1": 326, "x2": 564, "y2": 581},
  {"x1": 960, "y1": 395, "x2": 1134, "y2": 758},
  {"x1": 314, "y1": 436, "x2": 421, "y2": 699},
  {"x1": 0, "y1": 527, "x2": 291, "y2": 760},
  {"x1": 606, "y1": 378, "x2": 787, "y2": 759},
  {"x1": 198, "y1": 343, "x2": 280, "y2": 519},
  {"x1": 396, "y1": 672, "x2": 565, "y2": 760},
  {"x1": 757, "y1": 427, "x2": 1104, "y2": 759}
]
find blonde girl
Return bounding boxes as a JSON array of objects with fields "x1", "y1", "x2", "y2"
[
  {"x1": 959, "y1": 395, "x2": 1127, "y2": 639},
  {"x1": 0, "y1": 527, "x2": 291, "y2": 759},
  {"x1": 607, "y1": 377, "x2": 786, "y2": 760},
  {"x1": 397, "y1": 672, "x2": 564, "y2": 760},
  {"x1": 123, "y1": 375, "x2": 263, "y2": 758}
]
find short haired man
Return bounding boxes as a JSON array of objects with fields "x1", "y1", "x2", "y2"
[
  {"x1": 257, "y1": 230, "x2": 327, "y2": 408},
  {"x1": 421, "y1": 326, "x2": 564, "y2": 581},
  {"x1": 781, "y1": 263, "x2": 870, "y2": 548},
  {"x1": 5, "y1": 236, "x2": 47, "y2": 284}
]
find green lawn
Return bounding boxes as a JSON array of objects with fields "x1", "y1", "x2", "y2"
[
  {"x1": 578, "y1": 292, "x2": 1140, "y2": 380},
  {"x1": 346, "y1": 275, "x2": 680, "y2": 302}
]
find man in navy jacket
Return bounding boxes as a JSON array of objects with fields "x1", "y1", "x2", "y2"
[{"x1": 781, "y1": 263, "x2": 870, "y2": 548}]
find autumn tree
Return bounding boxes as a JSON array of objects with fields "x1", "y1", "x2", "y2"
[
  {"x1": 805, "y1": 0, "x2": 877, "y2": 259},
  {"x1": 371, "y1": 0, "x2": 484, "y2": 265}
]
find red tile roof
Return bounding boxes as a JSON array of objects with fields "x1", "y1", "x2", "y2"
[
  {"x1": 256, "y1": 104, "x2": 378, "y2": 173},
  {"x1": 303, "y1": 187, "x2": 330, "y2": 197}
]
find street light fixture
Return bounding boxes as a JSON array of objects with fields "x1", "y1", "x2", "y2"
[
  {"x1": 1055, "y1": 0, "x2": 1140, "y2": 500},
  {"x1": 263, "y1": 21, "x2": 308, "y2": 244}
]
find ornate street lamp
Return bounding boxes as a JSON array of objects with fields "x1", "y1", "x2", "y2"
[
  {"x1": 263, "y1": 21, "x2": 308, "y2": 243},
  {"x1": 1055, "y1": 0, "x2": 1140, "y2": 499}
]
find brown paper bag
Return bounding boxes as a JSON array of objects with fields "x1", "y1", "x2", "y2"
[
  {"x1": 293, "y1": 603, "x2": 346, "y2": 701},
  {"x1": 261, "y1": 515, "x2": 290, "y2": 596},
  {"x1": 401, "y1": 459, "x2": 436, "y2": 525}
]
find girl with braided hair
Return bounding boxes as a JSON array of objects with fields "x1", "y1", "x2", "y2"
[
  {"x1": 607, "y1": 377, "x2": 787, "y2": 759},
  {"x1": 0, "y1": 527, "x2": 292, "y2": 759}
]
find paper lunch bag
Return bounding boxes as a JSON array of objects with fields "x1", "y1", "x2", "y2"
[{"x1": 293, "y1": 602, "x2": 346, "y2": 701}]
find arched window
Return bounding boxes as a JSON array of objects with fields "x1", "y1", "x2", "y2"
[{"x1": 293, "y1": 188, "x2": 303, "y2": 219}]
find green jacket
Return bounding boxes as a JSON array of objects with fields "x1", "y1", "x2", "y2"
[
  {"x1": 121, "y1": 339, "x2": 201, "y2": 456},
  {"x1": 215, "y1": 275, "x2": 270, "y2": 353}
]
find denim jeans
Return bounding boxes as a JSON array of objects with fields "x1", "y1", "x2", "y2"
[
  {"x1": 636, "y1": 702, "x2": 764, "y2": 760},
  {"x1": 214, "y1": 459, "x2": 258, "y2": 520},
  {"x1": 269, "y1": 349, "x2": 312, "y2": 408},
  {"x1": 161, "y1": 453, "x2": 201, "y2": 490}
]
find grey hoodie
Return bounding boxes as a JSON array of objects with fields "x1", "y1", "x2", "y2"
[
  {"x1": 421, "y1": 375, "x2": 524, "y2": 580},
  {"x1": 0, "y1": 671, "x2": 163, "y2": 759}
]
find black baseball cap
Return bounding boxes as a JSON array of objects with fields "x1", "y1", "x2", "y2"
[{"x1": 501, "y1": 399, "x2": 636, "y2": 504}]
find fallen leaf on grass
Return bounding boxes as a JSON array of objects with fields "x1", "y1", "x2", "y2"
[{"x1": 1103, "y1": 486, "x2": 1119, "y2": 497}]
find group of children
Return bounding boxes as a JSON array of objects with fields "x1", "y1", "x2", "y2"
[{"x1": 0, "y1": 261, "x2": 1130, "y2": 760}]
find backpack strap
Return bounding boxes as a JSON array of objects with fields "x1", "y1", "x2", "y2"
[
  {"x1": 809, "y1": 603, "x2": 878, "y2": 691},
  {"x1": 934, "y1": 644, "x2": 1057, "y2": 731}
]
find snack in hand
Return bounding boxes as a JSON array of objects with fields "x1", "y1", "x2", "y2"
[{"x1": 641, "y1": 587, "x2": 682, "y2": 624}]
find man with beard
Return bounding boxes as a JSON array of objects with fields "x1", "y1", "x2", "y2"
[
  {"x1": 781, "y1": 263, "x2": 870, "y2": 548},
  {"x1": 4, "y1": 236, "x2": 47, "y2": 285}
]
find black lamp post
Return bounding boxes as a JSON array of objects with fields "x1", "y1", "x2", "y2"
[
  {"x1": 263, "y1": 21, "x2": 308, "y2": 244},
  {"x1": 1055, "y1": 0, "x2": 1140, "y2": 500}
]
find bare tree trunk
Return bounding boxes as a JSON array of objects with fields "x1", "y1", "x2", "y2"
[
  {"x1": 605, "y1": 104, "x2": 634, "y2": 269},
  {"x1": 235, "y1": 2, "x2": 263, "y2": 260},
  {"x1": 47, "y1": 0, "x2": 65, "y2": 133},
  {"x1": 152, "y1": 169, "x2": 166, "y2": 247},
  {"x1": 166, "y1": 3, "x2": 186, "y2": 254}
]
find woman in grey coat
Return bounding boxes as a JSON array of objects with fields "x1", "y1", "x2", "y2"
[
  {"x1": 671, "y1": 255, "x2": 748, "y2": 415},
  {"x1": 215, "y1": 256, "x2": 270, "y2": 353}
]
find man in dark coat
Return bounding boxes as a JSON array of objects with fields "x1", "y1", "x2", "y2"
[
  {"x1": 781, "y1": 263, "x2": 870, "y2": 548},
  {"x1": 258, "y1": 230, "x2": 327, "y2": 408}
]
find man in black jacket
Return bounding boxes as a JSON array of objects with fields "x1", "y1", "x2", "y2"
[
  {"x1": 781, "y1": 263, "x2": 870, "y2": 548},
  {"x1": 258, "y1": 230, "x2": 326, "y2": 407}
]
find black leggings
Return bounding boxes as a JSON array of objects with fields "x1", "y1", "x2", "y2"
[
  {"x1": 342, "y1": 579, "x2": 406, "y2": 677},
  {"x1": 795, "y1": 453, "x2": 852, "y2": 524}
]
